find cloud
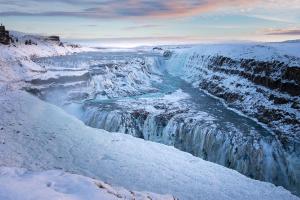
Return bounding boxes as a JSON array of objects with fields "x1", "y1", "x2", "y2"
[
  {"x1": 265, "y1": 28, "x2": 300, "y2": 35},
  {"x1": 123, "y1": 24, "x2": 161, "y2": 30},
  {"x1": 0, "y1": 0, "x2": 259, "y2": 19}
]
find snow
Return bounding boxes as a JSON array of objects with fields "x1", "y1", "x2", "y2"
[
  {"x1": 165, "y1": 41, "x2": 300, "y2": 65},
  {"x1": 0, "y1": 167, "x2": 174, "y2": 200},
  {"x1": 0, "y1": 89, "x2": 298, "y2": 200},
  {"x1": 161, "y1": 42, "x2": 300, "y2": 193},
  {"x1": 1, "y1": 32, "x2": 300, "y2": 199},
  {"x1": 161, "y1": 89, "x2": 190, "y2": 102},
  {"x1": 28, "y1": 51, "x2": 163, "y2": 101},
  {"x1": 112, "y1": 89, "x2": 191, "y2": 113},
  {"x1": 165, "y1": 41, "x2": 300, "y2": 135},
  {"x1": 0, "y1": 31, "x2": 95, "y2": 84}
]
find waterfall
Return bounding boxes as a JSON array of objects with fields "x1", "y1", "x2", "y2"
[
  {"x1": 32, "y1": 50, "x2": 300, "y2": 195},
  {"x1": 82, "y1": 105, "x2": 295, "y2": 190}
]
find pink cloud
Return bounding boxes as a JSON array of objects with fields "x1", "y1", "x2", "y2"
[
  {"x1": 265, "y1": 28, "x2": 300, "y2": 35},
  {"x1": 0, "y1": 0, "x2": 261, "y2": 19}
]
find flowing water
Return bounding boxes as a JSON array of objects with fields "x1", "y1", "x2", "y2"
[{"x1": 32, "y1": 50, "x2": 299, "y2": 195}]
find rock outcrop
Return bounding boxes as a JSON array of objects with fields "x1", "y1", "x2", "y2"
[
  {"x1": 166, "y1": 48, "x2": 300, "y2": 152},
  {"x1": 0, "y1": 25, "x2": 11, "y2": 45}
]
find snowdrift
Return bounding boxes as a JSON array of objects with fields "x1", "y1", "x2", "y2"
[{"x1": 0, "y1": 167, "x2": 174, "y2": 200}]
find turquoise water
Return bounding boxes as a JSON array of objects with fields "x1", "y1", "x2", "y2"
[{"x1": 36, "y1": 50, "x2": 298, "y2": 195}]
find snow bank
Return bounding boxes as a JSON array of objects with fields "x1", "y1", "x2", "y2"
[
  {"x1": 0, "y1": 89, "x2": 298, "y2": 200},
  {"x1": 0, "y1": 167, "x2": 173, "y2": 200}
]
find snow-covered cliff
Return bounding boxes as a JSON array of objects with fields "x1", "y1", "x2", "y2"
[
  {"x1": 166, "y1": 43, "x2": 300, "y2": 136},
  {"x1": 168, "y1": 43, "x2": 300, "y2": 139},
  {"x1": 0, "y1": 31, "x2": 93, "y2": 84},
  {"x1": 165, "y1": 42, "x2": 300, "y2": 193}
]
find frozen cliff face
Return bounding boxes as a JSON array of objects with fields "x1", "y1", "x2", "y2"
[
  {"x1": 165, "y1": 44, "x2": 300, "y2": 149},
  {"x1": 29, "y1": 51, "x2": 163, "y2": 99},
  {"x1": 81, "y1": 89, "x2": 296, "y2": 193},
  {"x1": 88, "y1": 57, "x2": 161, "y2": 98},
  {"x1": 165, "y1": 42, "x2": 300, "y2": 194}
]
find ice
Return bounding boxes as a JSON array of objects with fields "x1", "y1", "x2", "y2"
[
  {"x1": 1, "y1": 32, "x2": 300, "y2": 200},
  {"x1": 0, "y1": 90, "x2": 298, "y2": 200},
  {"x1": 33, "y1": 46, "x2": 299, "y2": 195}
]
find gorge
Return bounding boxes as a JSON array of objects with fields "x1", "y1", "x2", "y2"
[{"x1": 25, "y1": 44, "x2": 300, "y2": 196}]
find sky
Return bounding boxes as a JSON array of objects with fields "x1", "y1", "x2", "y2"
[{"x1": 0, "y1": 0, "x2": 300, "y2": 46}]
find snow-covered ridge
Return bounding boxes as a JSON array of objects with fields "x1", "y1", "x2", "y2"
[
  {"x1": 0, "y1": 89, "x2": 298, "y2": 200},
  {"x1": 166, "y1": 42, "x2": 300, "y2": 64}
]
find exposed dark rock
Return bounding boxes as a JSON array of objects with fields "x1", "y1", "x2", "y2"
[
  {"x1": 292, "y1": 102, "x2": 300, "y2": 110},
  {"x1": 153, "y1": 47, "x2": 163, "y2": 51},
  {"x1": 67, "y1": 92, "x2": 89, "y2": 101},
  {"x1": 0, "y1": 25, "x2": 11, "y2": 45},
  {"x1": 24, "y1": 87, "x2": 43, "y2": 97},
  {"x1": 46, "y1": 36, "x2": 60, "y2": 42},
  {"x1": 163, "y1": 50, "x2": 172, "y2": 58},
  {"x1": 257, "y1": 107, "x2": 285, "y2": 123},
  {"x1": 25, "y1": 39, "x2": 37, "y2": 45},
  {"x1": 132, "y1": 109, "x2": 149, "y2": 121},
  {"x1": 269, "y1": 95, "x2": 290, "y2": 104},
  {"x1": 68, "y1": 44, "x2": 80, "y2": 48},
  {"x1": 206, "y1": 56, "x2": 300, "y2": 96},
  {"x1": 187, "y1": 54, "x2": 300, "y2": 156},
  {"x1": 283, "y1": 67, "x2": 300, "y2": 84},
  {"x1": 26, "y1": 72, "x2": 90, "y2": 85}
]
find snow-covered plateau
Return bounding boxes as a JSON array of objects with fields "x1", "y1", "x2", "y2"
[{"x1": 0, "y1": 32, "x2": 300, "y2": 200}]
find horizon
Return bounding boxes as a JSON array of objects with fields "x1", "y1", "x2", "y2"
[{"x1": 1, "y1": 0, "x2": 300, "y2": 46}]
